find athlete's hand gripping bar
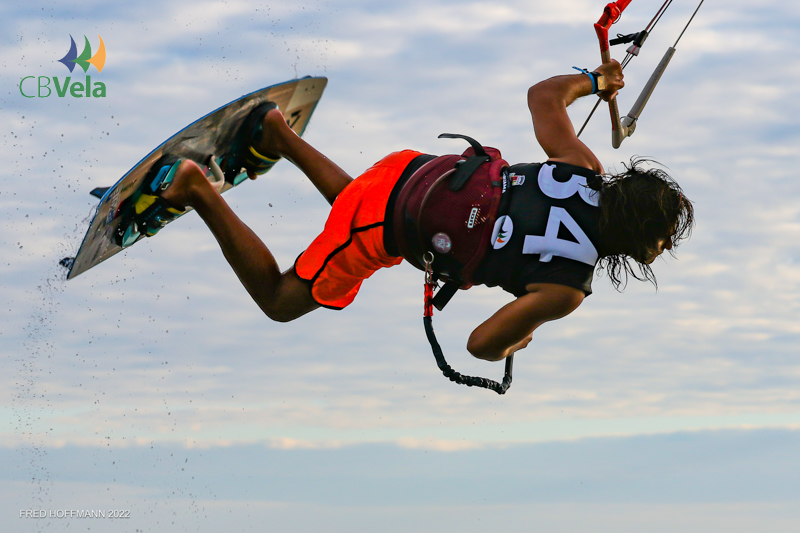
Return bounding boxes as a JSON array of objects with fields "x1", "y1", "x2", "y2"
[
  {"x1": 593, "y1": 0, "x2": 704, "y2": 148},
  {"x1": 594, "y1": 0, "x2": 633, "y2": 148}
]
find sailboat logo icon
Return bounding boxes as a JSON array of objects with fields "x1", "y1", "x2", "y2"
[{"x1": 58, "y1": 35, "x2": 106, "y2": 73}]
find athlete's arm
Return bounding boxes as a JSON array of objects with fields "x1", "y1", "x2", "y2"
[
  {"x1": 527, "y1": 61, "x2": 624, "y2": 173},
  {"x1": 467, "y1": 283, "x2": 585, "y2": 361}
]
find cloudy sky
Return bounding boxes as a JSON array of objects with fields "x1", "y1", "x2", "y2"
[{"x1": 2, "y1": 0, "x2": 800, "y2": 531}]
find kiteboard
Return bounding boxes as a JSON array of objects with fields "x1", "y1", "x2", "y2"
[{"x1": 65, "y1": 76, "x2": 327, "y2": 280}]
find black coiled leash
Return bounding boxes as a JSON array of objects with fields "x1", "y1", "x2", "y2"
[{"x1": 423, "y1": 253, "x2": 513, "y2": 394}]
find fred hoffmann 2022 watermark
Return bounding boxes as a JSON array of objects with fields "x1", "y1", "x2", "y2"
[{"x1": 20, "y1": 509, "x2": 131, "y2": 519}]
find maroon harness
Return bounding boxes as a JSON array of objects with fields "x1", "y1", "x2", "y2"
[
  {"x1": 394, "y1": 134, "x2": 514, "y2": 394},
  {"x1": 393, "y1": 134, "x2": 508, "y2": 308}
]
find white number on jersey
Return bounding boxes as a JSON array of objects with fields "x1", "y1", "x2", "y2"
[
  {"x1": 522, "y1": 164, "x2": 599, "y2": 265},
  {"x1": 536, "y1": 163, "x2": 599, "y2": 206}
]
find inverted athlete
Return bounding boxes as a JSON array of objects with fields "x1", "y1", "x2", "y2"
[{"x1": 154, "y1": 60, "x2": 693, "y2": 364}]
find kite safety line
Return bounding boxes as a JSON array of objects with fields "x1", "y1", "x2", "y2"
[
  {"x1": 423, "y1": 253, "x2": 514, "y2": 395},
  {"x1": 577, "y1": 0, "x2": 706, "y2": 147}
]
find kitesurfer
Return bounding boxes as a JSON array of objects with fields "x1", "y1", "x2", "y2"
[{"x1": 157, "y1": 60, "x2": 693, "y2": 362}]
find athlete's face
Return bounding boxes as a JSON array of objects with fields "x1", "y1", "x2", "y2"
[{"x1": 643, "y1": 235, "x2": 674, "y2": 264}]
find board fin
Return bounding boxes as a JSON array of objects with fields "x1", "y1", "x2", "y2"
[{"x1": 90, "y1": 187, "x2": 110, "y2": 199}]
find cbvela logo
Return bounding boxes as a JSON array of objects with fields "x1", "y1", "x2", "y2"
[{"x1": 19, "y1": 35, "x2": 107, "y2": 98}]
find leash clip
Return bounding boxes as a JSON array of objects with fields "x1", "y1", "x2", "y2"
[{"x1": 423, "y1": 252, "x2": 435, "y2": 318}]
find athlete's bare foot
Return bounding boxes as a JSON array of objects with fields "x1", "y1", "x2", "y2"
[
  {"x1": 246, "y1": 107, "x2": 296, "y2": 180},
  {"x1": 261, "y1": 107, "x2": 295, "y2": 156},
  {"x1": 243, "y1": 106, "x2": 353, "y2": 203},
  {"x1": 159, "y1": 159, "x2": 213, "y2": 210}
]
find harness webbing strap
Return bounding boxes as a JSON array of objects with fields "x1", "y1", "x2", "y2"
[
  {"x1": 437, "y1": 134, "x2": 491, "y2": 192},
  {"x1": 438, "y1": 133, "x2": 487, "y2": 157},
  {"x1": 431, "y1": 279, "x2": 460, "y2": 311},
  {"x1": 449, "y1": 155, "x2": 491, "y2": 191}
]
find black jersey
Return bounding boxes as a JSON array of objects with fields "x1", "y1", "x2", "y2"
[{"x1": 472, "y1": 161, "x2": 602, "y2": 296}]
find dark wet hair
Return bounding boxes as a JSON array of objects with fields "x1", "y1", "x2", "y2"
[{"x1": 592, "y1": 157, "x2": 694, "y2": 290}]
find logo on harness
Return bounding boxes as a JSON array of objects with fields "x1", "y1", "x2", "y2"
[
  {"x1": 467, "y1": 206, "x2": 480, "y2": 228},
  {"x1": 432, "y1": 232, "x2": 452, "y2": 254}
]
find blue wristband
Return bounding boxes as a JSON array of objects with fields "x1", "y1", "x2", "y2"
[{"x1": 572, "y1": 66, "x2": 599, "y2": 94}]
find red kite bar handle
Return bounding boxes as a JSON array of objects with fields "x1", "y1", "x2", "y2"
[
  {"x1": 595, "y1": 0, "x2": 633, "y2": 54},
  {"x1": 593, "y1": 0, "x2": 633, "y2": 148}
]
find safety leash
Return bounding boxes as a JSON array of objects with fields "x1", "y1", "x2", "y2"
[{"x1": 423, "y1": 253, "x2": 514, "y2": 395}]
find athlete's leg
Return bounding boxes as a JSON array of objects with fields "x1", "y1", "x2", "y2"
[
  {"x1": 251, "y1": 108, "x2": 353, "y2": 205},
  {"x1": 161, "y1": 160, "x2": 319, "y2": 322}
]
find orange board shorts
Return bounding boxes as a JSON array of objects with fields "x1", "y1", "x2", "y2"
[{"x1": 294, "y1": 150, "x2": 423, "y2": 309}]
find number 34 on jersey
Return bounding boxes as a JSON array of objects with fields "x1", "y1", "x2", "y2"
[{"x1": 491, "y1": 164, "x2": 600, "y2": 266}]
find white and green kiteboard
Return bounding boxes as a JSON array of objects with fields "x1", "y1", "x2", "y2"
[{"x1": 66, "y1": 76, "x2": 327, "y2": 279}]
